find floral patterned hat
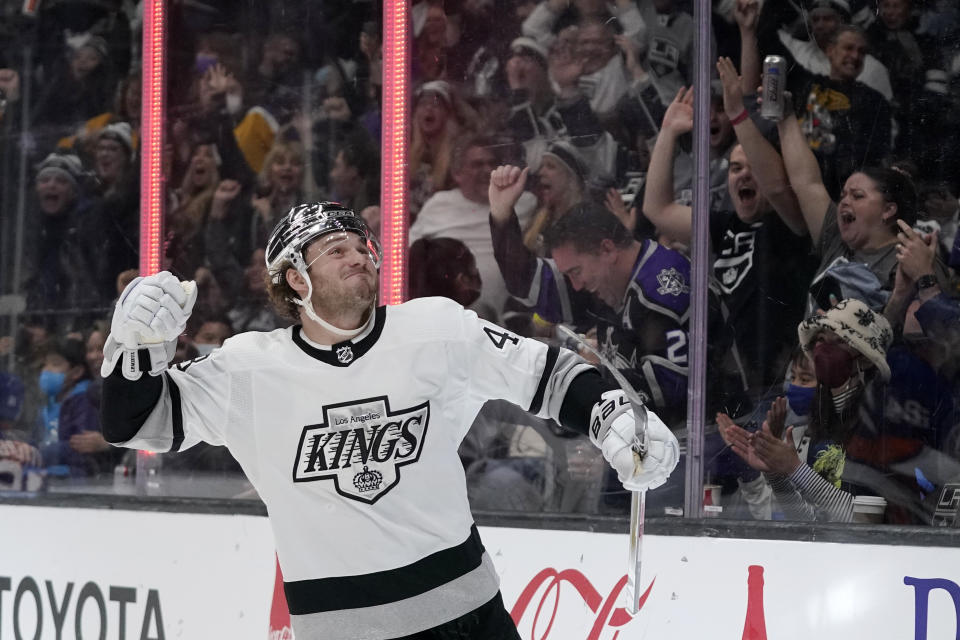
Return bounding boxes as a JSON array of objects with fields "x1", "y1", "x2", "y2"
[{"x1": 797, "y1": 298, "x2": 893, "y2": 381}]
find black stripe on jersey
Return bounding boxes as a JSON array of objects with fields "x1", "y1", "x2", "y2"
[
  {"x1": 283, "y1": 524, "x2": 485, "y2": 614},
  {"x1": 528, "y1": 345, "x2": 559, "y2": 415},
  {"x1": 292, "y1": 306, "x2": 387, "y2": 367},
  {"x1": 558, "y1": 370, "x2": 614, "y2": 437},
  {"x1": 165, "y1": 373, "x2": 185, "y2": 452}
]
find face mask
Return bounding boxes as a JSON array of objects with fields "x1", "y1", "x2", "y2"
[
  {"x1": 813, "y1": 341, "x2": 856, "y2": 388},
  {"x1": 225, "y1": 92, "x2": 243, "y2": 115},
  {"x1": 786, "y1": 384, "x2": 815, "y2": 416},
  {"x1": 194, "y1": 343, "x2": 218, "y2": 356},
  {"x1": 38, "y1": 370, "x2": 66, "y2": 398}
]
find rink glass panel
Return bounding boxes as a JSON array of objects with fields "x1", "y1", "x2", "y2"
[
  {"x1": 400, "y1": 0, "x2": 960, "y2": 526},
  {"x1": 0, "y1": 2, "x2": 395, "y2": 500},
  {"x1": 1, "y1": 0, "x2": 959, "y2": 529}
]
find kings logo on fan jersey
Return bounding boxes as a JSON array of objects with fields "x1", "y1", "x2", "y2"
[{"x1": 293, "y1": 396, "x2": 430, "y2": 504}]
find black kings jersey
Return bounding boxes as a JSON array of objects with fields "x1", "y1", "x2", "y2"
[{"x1": 116, "y1": 297, "x2": 592, "y2": 639}]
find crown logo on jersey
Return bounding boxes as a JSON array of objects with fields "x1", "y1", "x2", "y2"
[
  {"x1": 656, "y1": 267, "x2": 690, "y2": 297},
  {"x1": 352, "y1": 465, "x2": 383, "y2": 492},
  {"x1": 336, "y1": 346, "x2": 354, "y2": 364}
]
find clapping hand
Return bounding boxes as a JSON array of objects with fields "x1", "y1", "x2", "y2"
[
  {"x1": 717, "y1": 412, "x2": 770, "y2": 472},
  {"x1": 751, "y1": 398, "x2": 801, "y2": 475},
  {"x1": 718, "y1": 398, "x2": 798, "y2": 475}
]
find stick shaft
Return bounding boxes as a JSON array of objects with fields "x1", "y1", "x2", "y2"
[
  {"x1": 626, "y1": 489, "x2": 646, "y2": 614},
  {"x1": 557, "y1": 324, "x2": 646, "y2": 615}
]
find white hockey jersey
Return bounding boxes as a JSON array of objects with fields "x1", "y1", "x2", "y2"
[{"x1": 120, "y1": 297, "x2": 592, "y2": 639}]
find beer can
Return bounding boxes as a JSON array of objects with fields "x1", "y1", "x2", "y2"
[
  {"x1": 22, "y1": 0, "x2": 40, "y2": 16},
  {"x1": 760, "y1": 55, "x2": 786, "y2": 121}
]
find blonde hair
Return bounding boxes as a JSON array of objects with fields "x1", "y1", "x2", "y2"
[
  {"x1": 170, "y1": 144, "x2": 220, "y2": 239},
  {"x1": 410, "y1": 113, "x2": 459, "y2": 191},
  {"x1": 409, "y1": 87, "x2": 480, "y2": 192},
  {"x1": 258, "y1": 137, "x2": 318, "y2": 201}
]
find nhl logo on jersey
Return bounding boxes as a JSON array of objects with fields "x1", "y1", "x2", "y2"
[
  {"x1": 336, "y1": 346, "x2": 354, "y2": 364},
  {"x1": 293, "y1": 397, "x2": 429, "y2": 504},
  {"x1": 714, "y1": 249, "x2": 754, "y2": 295}
]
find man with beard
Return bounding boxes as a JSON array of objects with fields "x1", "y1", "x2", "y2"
[
  {"x1": 98, "y1": 202, "x2": 680, "y2": 639},
  {"x1": 643, "y1": 84, "x2": 814, "y2": 399}
]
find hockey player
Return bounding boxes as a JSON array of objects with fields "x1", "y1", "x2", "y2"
[{"x1": 99, "y1": 202, "x2": 679, "y2": 639}]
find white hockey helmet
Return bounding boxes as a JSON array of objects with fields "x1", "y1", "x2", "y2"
[{"x1": 265, "y1": 201, "x2": 383, "y2": 284}]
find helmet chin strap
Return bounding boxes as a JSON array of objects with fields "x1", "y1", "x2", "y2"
[{"x1": 293, "y1": 269, "x2": 374, "y2": 339}]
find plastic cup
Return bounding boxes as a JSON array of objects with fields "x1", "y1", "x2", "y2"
[{"x1": 852, "y1": 495, "x2": 887, "y2": 523}]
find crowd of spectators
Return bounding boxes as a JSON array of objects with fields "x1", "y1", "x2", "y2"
[{"x1": 1, "y1": 0, "x2": 959, "y2": 525}]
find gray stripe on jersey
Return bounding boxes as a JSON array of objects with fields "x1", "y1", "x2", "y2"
[
  {"x1": 541, "y1": 348, "x2": 595, "y2": 423},
  {"x1": 290, "y1": 551, "x2": 501, "y2": 640}
]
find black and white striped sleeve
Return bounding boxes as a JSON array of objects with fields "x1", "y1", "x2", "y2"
[{"x1": 766, "y1": 464, "x2": 854, "y2": 522}]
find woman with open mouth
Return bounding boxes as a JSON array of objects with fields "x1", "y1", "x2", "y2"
[
  {"x1": 775, "y1": 96, "x2": 949, "y2": 302},
  {"x1": 408, "y1": 80, "x2": 477, "y2": 221}
]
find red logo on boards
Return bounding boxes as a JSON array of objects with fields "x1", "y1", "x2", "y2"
[{"x1": 510, "y1": 568, "x2": 655, "y2": 639}]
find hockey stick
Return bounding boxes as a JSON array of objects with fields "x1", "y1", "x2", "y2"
[{"x1": 556, "y1": 325, "x2": 647, "y2": 616}]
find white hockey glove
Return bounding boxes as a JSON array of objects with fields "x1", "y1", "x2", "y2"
[
  {"x1": 589, "y1": 390, "x2": 679, "y2": 492},
  {"x1": 101, "y1": 271, "x2": 197, "y2": 381}
]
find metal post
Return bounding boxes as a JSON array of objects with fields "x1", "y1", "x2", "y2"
[
  {"x1": 380, "y1": 0, "x2": 410, "y2": 304},
  {"x1": 137, "y1": 0, "x2": 167, "y2": 490},
  {"x1": 8, "y1": 44, "x2": 33, "y2": 372},
  {"x1": 683, "y1": 0, "x2": 712, "y2": 519}
]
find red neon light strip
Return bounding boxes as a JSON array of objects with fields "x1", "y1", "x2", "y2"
[
  {"x1": 380, "y1": 0, "x2": 410, "y2": 304},
  {"x1": 139, "y1": 0, "x2": 165, "y2": 276}
]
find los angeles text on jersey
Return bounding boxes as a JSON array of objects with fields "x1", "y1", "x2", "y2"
[{"x1": 292, "y1": 396, "x2": 430, "y2": 504}]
